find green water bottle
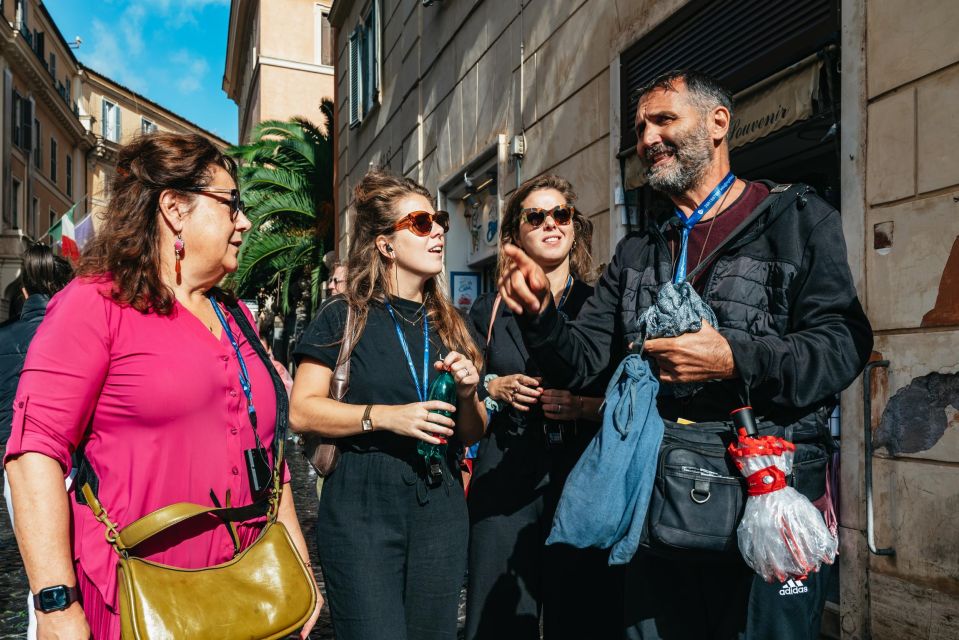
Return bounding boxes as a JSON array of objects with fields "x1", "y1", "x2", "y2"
[{"x1": 419, "y1": 370, "x2": 457, "y2": 482}]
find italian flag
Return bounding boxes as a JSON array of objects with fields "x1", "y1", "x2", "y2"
[{"x1": 48, "y1": 206, "x2": 80, "y2": 263}]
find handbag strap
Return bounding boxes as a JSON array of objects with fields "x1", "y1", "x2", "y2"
[
  {"x1": 486, "y1": 294, "x2": 502, "y2": 348},
  {"x1": 330, "y1": 304, "x2": 360, "y2": 402},
  {"x1": 80, "y1": 483, "x2": 269, "y2": 553}
]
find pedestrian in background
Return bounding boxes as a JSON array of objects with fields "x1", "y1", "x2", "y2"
[
  {"x1": 464, "y1": 174, "x2": 621, "y2": 639},
  {"x1": 0, "y1": 242, "x2": 73, "y2": 447},
  {"x1": 0, "y1": 241, "x2": 73, "y2": 640},
  {"x1": 4, "y1": 132, "x2": 321, "y2": 639},
  {"x1": 290, "y1": 168, "x2": 486, "y2": 640},
  {"x1": 327, "y1": 261, "x2": 348, "y2": 295}
]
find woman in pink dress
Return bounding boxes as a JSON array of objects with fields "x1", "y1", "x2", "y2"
[{"x1": 4, "y1": 132, "x2": 322, "y2": 639}]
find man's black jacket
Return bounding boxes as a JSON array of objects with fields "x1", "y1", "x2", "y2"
[
  {"x1": 518, "y1": 182, "x2": 874, "y2": 442},
  {"x1": 0, "y1": 294, "x2": 50, "y2": 443}
]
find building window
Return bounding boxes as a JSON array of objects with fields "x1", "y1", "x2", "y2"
[
  {"x1": 12, "y1": 91, "x2": 33, "y2": 151},
  {"x1": 66, "y1": 154, "x2": 73, "y2": 197},
  {"x1": 348, "y1": 1, "x2": 380, "y2": 127},
  {"x1": 50, "y1": 137, "x2": 57, "y2": 184},
  {"x1": 48, "y1": 52, "x2": 56, "y2": 78},
  {"x1": 141, "y1": 117, "x2": 157, "y2": 134},
  {"x1": 33, "y1": 118, "x2": 41, "y2": 168},
  {"x1": 30, "y1": 196, "x2": 38, "y2": 238},
  {"x1": 10, "y1": 179, "x2": 21, "y2": 230},
  {"x1": 49, "y1": 208, "x2": 57, "y2": 233},
  {"x1": 316, "y1": 6, "x2": 334, "y2": 67},
  {"x1": 102, "y1": 99, "x2": 121, "y2": 142}
]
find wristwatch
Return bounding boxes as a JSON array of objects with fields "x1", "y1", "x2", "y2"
[
  {"x1": 33, "y1": 584, "x2": 79, "y2": 613},
  {"x1": 361, "y1": 404, "x2": 374, "y2": 432}
]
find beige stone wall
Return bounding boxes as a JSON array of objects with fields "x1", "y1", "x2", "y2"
[
  {"x1": 858, "y1": 0, "x2": 959, "y2": 633},
  {"x1": 332, "y1": 0, "x2": 684, "y2": 273},
  {"x1": 258, "y1": 64, "x2": 334, "y2": 129}
]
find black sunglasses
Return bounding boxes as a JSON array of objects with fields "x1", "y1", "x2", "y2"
[
  {"x1": 520, "y1": 205, "x2": 574, "y2": 228},
  {"x1": 183, "y1": 187, "x2": 245, "y2": 222},
  {"x1": 393, "y1": 210, "x2": 450, "y2": 236}
]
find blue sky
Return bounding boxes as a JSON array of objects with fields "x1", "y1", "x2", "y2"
[{"x1": 45, "y1": 0, "x2": 238, "y2": 143}]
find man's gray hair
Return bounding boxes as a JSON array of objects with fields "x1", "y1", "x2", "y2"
[{"x1": 634, "y1": 69, "x2": 734, "y2": 123}]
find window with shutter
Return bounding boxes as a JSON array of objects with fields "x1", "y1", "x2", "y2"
[
  {"x1": 102, "y1": 99, "x2": 120, "y2": 142},
  {"x1": 66, "y1": 155, "x2": 73, "y2": 197},
  {"x1": 21, "y1": 99, "x2": 33, "y2": 153},
  {"x1": 50, "y1": 137, "x2": 57, "y2": 184},
  {"x1": 321, "y1": 11, "x2": 334, "y2": 66},
  {"x1": 33, "y1": 118, "x2": 41, "y2": 168},
  {"x1": 349, "y1": 30, "x2": 360, "y2": 126},
  {"x1": 12, "y1": 92, "x2": 21, "y2": 148}
]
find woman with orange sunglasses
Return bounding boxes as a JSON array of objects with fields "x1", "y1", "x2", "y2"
[
  {"x1": 290, "y1": 168, "x2": 486, "y2": 640},
  {"x1": 464, "y1": 174, "x2": 622, "y2": 639}
]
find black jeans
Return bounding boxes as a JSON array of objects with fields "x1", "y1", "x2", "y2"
[
  {"x1": 624, "y1": 551, "x2": 832, "y2": 640},
  {"x1": 465, "y1": 423, "x2": 623, "y2": 640},
  {"x1": 316, "y1": 450, "x2": 468, "y2": 640}
]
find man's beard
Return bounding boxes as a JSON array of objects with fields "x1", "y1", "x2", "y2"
[{"x1": 642, "y1": 123, "x2": 713, "y2": 196}]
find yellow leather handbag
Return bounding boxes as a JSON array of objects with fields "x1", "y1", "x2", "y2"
[{"x1": 81, "y1": 461, "x2": 316, "y2": 639}]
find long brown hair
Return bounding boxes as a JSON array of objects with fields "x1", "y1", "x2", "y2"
[
  {"x1": 342, "y1": 168, "x2": 482, "y2": 367},
  {"x1": 498, "y1": 174, "x2": 593, "y2": 282},
  {"x1": 78, "y1": 132, "x2": 237, "y2": 315}
]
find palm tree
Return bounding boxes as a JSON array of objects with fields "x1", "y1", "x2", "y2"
[{"x1": 227, "y1": 100, "x2": 335, "y2": 317}]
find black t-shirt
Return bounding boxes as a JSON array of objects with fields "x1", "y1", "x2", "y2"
[{"x1": 294, "y1": 295, "x2": 454, "y2": 455}]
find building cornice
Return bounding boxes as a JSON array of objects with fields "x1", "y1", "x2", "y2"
[
  {"x1": 258, "y1": 55, "x2": 334, "y2": 76},
  {"x1": 0, "y1": 25, "x2": 95, "y2": 150},
  {"x1": 328, "y1": 0, "x2": 354, "y2": 28},
  {"x1": 223, "y1": 0, "x2": 257, "y2": 101}
]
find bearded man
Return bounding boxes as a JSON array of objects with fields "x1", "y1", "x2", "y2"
[{"x1": 497, "y1": 70, "x2": 873, "y2": 639}]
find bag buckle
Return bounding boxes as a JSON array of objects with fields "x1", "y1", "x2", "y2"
[
  {"x1": 427, "y1": 461, "x2": 444, "y2": 486},
  {"x1": 544, "y1": 423, "x2": 565, "y2": 446}
]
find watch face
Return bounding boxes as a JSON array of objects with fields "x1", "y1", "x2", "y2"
[
  {"x1": 362, "y1": 418, "x2": 373, "y2": 431},
  {"x1": 39, "y1": 586, "x2": 69, "y2": 611}
]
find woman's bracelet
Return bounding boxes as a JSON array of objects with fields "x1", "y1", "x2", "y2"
[{"x1": 483, "y1": 374, "x2": 502, "y2": 413}]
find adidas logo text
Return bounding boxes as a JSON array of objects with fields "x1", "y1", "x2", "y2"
[{"x1": 779, "y1": 579, "x2": 808, "y2": 596}]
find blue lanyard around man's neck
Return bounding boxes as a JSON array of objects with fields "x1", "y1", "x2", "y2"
[
  {"x1": 384, "y1": 300, "x2": 430, "y2": 402},
  {"x1": 210, "y1": 296, "x2": 257, "y2": 425},
  {"x1": 672, "y1": 171, "x2": 736, "y2": 284}
]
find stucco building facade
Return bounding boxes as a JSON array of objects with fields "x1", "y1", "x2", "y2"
[
  {"x1": 327, "y1": 0, "x2": 959, "y2": 637},
  {"x1": 223, "y1": 0, "x2": 336, "y2": 144}
]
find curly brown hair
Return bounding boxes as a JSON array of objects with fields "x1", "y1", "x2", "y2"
[
  {"x1": 78, "y1": 132, "x2": 238, "y2": 315},
  {"x1": 341, "y1": 167, "x2": 482, "y2": 368},
  {"x1": 498, "y1": 174, "x2": 593, "y2": 282}
]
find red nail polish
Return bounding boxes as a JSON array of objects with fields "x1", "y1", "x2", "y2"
[{"x1": 438, "y1": 438, "x2": 448, "y2": 445}]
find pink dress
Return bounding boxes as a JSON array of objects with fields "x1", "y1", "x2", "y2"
[{"x1": 4, "y1": 277, "x2": 288, "y2": 639}]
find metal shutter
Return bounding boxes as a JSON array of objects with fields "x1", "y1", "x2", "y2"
[{"x1": 620, "y1": 0, "x2": 838, "y2": 154}]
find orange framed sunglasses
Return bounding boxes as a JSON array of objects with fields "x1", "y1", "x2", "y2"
[{"x1": 393, "y1": 210, "x2": 450, "y2": 236}]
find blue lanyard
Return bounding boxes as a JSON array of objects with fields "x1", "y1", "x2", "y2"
[
  {"x1": 672, "y1": 172, "x2": 736, "y2": 284},
  {"x1": 556, "y1": 275, "x2": 573, "y2": 310},
  {"x1": 384, "y1": 300, "x2": 430, "y2": 402},
  {"x1": 210, "y1": 297, "x2": 257, "y2": 423}
]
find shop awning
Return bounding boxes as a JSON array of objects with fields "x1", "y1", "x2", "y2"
[{"x1": 729, "y1": 56, "x2": 822, "y2": 150}]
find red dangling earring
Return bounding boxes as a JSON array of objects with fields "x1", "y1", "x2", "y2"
[{"x1": 174, "y1": 234, "x2": 184, "y2": 284}]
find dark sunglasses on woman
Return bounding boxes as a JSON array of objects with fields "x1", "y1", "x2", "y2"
[
  {"x1": 520, "y1": 205, "x2": 574, "y2": 228},
  {"x1": 393, "y1": 210, "x2": 450, "y2": 236},
  {"x1": 183, "y1": 187, "x2": 245, "y2": 222}
]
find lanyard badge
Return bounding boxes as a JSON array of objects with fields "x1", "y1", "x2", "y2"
[{"x1": 209, "y1": 296, "x2": 271, "y2": 495}]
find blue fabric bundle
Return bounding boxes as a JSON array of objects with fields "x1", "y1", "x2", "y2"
[{"x1": 546, "y1": 282, "x2": 716, "y2": 564}]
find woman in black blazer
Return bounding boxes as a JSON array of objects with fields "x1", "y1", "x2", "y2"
[{"x1": 464, "y1": 175, "x2": 622, "y2": 639}]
